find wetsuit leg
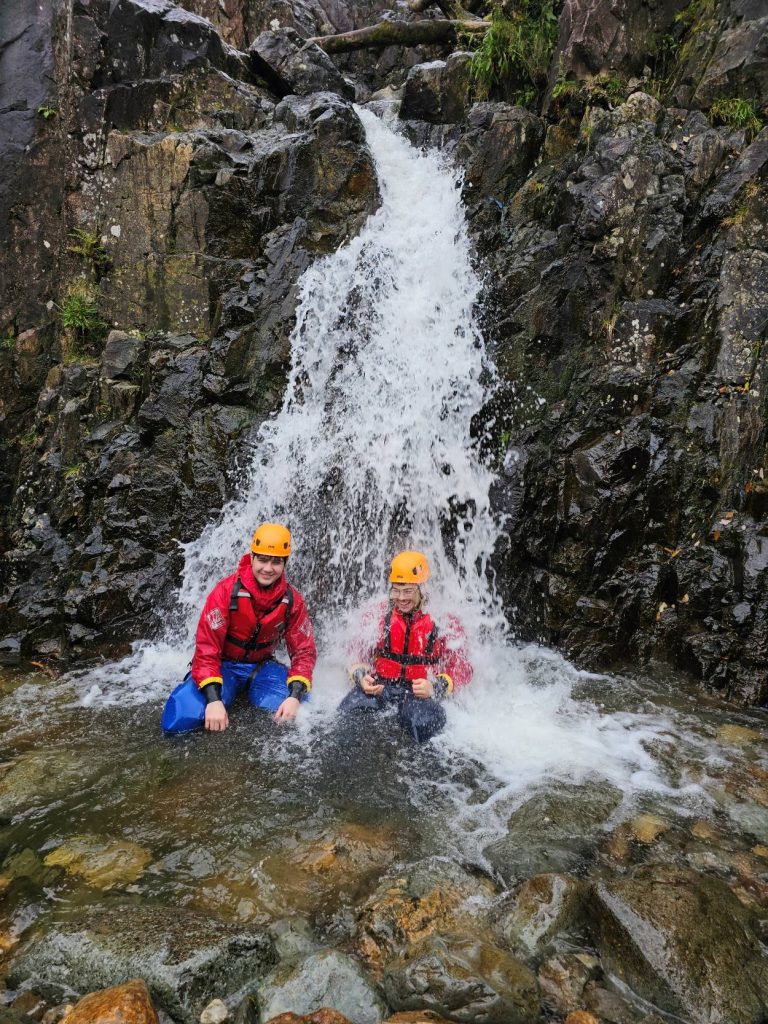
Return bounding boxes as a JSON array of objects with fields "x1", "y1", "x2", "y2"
[
  {"x1": 247, "y1": 661, "x2": 309, "y2": 712},
  {"x1": 337, "y1": 688, "x2": 384, "y2": 714},
  {"x1": 399, "y1": 694, "x2": 446, "y2": 743},
  {"x1": 161, "y1": 664, "x2": 243, "y2": 734}
]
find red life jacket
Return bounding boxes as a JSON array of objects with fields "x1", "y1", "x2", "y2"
[
  {"x1": 373, "y1": 607, "x2": 441, "y2": 684},
  {"x1": 221, "y1": 575, "x2": 295, "y2": 663}
]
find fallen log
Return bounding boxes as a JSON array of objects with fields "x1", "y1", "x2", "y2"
[{"x1": 307, "y1": 18, "x2": 488, "y2": 54}]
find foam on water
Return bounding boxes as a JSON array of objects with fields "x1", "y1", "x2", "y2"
[{"x1": 58, "y1": 107, "x2": 703, "y2": 821}]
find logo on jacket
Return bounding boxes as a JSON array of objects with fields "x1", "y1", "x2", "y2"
[{"x1": 207, "y1": 607, "x2": 226, "y2": 631}]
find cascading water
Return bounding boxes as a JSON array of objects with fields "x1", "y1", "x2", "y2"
[
  {"x1": 177, "y1": 108, "x2": 504, "y2": 641},
  {"x1": 67, "y1": 107, "x2": 715, "y2": 866}
]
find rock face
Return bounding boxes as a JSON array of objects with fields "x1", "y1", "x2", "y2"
[
  {"x1": 0, "y1": 0, "x2": 378, "y2": 660},
  {"x1": 462, "y1": 89, "x2": 768, "y2": 702},
  {"x1": 588, "y1": 864, "x2": 768, "y2": 1022},
  {"x1": 7, "y1": 905, "x2": 277, "y2": 1024}
]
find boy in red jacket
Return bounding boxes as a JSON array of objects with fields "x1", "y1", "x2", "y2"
[
  {"x1": 339, "y1": 551, "x2": 472, "y2": 743},
  {"x1": 162, "y1": 523, "x2": 316, "y2": 733}
]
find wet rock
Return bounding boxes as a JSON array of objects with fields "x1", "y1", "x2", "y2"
[
  {"x1": 101, "y1": 333, "x2": 144, "y2": 382},
  {"x1": 199, "y1": 999, "x2": 229, "y2": 1024},
  {"x1": 538, "y1": 954, "x2": 599, "y2": 1015},
  {"x1": 718, "y1": 724, "x2": 763, "y2": 746},
  {"x1": 484, "y1": 783, "x2": 623, "y2": 880},
  {"x1": 43, "y1": 835, "x2": 152, "y2": 889},
  {"x1": 383, "y1": 1014, "x2": 453, "y2": 1024},
  {"x1": 0, "y1": 750, "x2": 102, "y2": 820},
  {"x1": 495, "y1": 873, "x2": 587, "y2": 955},
  {"x1": 383, "y1": 935, "x2": 540, "y2": 1024},
  {"x1": 588, "y1": 863, "x2": 768, "y2": 1022},
  {"x1": 563, "y1": 1013, "x2": 599, "y2": 1024},
  {"x1": 458, "y1": 104, "x2": 545, "y2": 205},
  {"x1": 256, "y1": 950, "x2": 385, "y2": 1024},
  {"x1": 261, "y1": 822, "x2": 399, "y2": 916},
  {"x1": 249, "y1": 29, "x2": 353, "y2": 100},
  {"x1": 8, "y1": 905, "x2": 276, "y2": 1024},
  {"x1": 625, "y1": 813, "x2": 670, "y2": 844},
  {"x1": 400, "y1": 54, "x2": 473, "y2": 124},
  {"x1": 262, "y1": 1013, "x2": 352, "y2": 1024},
  {"x1": 61, "y1": 980, "x2": 158, "y2": 1024},
  {"x1": 354, "y1": 858, "x2": 497, "y2": 974}
]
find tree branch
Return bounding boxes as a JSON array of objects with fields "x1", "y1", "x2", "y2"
[{"x1": 308, "y1": 18, "x2": 488, "y2": 54}]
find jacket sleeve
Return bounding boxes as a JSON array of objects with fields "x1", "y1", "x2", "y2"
[
  {"x1": 346, "y1": 601, "x2": 386, "y2": 680},
  {"x1": 434, "y1": 614, "x2": 473, "y2": 693},
  {"x1": 190, "y1": 579, "x2": 232, "y2": 688},
  {"x1": 284, "y1": 587, "x2": 317, "y2": 690}
]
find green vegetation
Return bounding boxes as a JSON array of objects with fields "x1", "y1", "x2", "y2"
[
  {"x1": 68, "y1": 228, "x2": 110, "y2": 272},
  {"x1": 37, "y1": 106, "x2": 57, "y2": 120},
  {"x1": 0, "y1": 335, "x2": 15, "y2": 350},
  {"x1": 552, "y1": 67, "x2": 627, "y2": 109},
  {"x1": 56, "y1": 286, "x2": 107, "y2": 354},
  {"x1": 470, "y1": 0, "x2": 560, "y2": 104},
  {"x1": 710, "y1": 97, "x2": 764, "y2": 139}
]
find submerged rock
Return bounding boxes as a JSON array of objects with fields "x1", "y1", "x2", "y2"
[
  {"x1": 256, "y1": 950, "x2": 385, "y2": 1024},
  {"x1": 588, "y1": 863, "x2": 768, "y2": 1022},
  {"x1": 43, "y1": 835, "x2": 151, "y2": 890},
  {"x1": 8, "y1": 905, "x2": 277, "y2": 1024}
]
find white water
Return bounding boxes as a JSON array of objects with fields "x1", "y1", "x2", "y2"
[{"x1": 69, "y1": 108, "x2": 709, "y2": 825}]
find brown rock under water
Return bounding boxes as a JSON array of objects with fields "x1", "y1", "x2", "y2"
[
  {"x1": 263, "y1": 1012, "x2": 353, "y2": 1024},
  {"x1": 61, "y1": 980, "x2": 158, "y2": 1024}
]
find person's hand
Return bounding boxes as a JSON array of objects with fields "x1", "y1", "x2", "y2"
[
  {"x1": 274, "y1": 696, "x2": 301, "y2": 722},
  {"x1": 204, "y1": 700, "x2": 229, "y2": 731},
  {"x1": 411, "y1": 678, "x2": 434, "y2": 700},
  {"x1": 361, "y1": 674, "x2": 384, "y2": 696}
]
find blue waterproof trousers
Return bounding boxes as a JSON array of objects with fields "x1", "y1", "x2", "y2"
[
  {"x1": 337, "y1": 683, "x2": 446, "y2": 744},
  {"x1": 161, "y1": 660, "x2": 305, "y2": 733}
]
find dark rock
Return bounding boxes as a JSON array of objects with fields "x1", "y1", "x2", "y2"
[
  {"x1": 588, "y1": 864, "x2": 768, "y2": 1022},
  {"x1": 459, "y1": 104, "x2": 545, "y2": 204},
  {"x1": 400, "y1": 53, "x2": 473, "y2": 124},
  {"x1": 701, "y1": 128, "x2": 768, "y2": 221},
  {"x1": 495, "y1": 873, "x2": 588, "y2": 956},
  {"x1": 101, "y1": 332, "x2": 144, "y2": 381},
  {"x1": 249, "y1": 28, "x2": 353, "y2": 100},
  {"x1": 7, "y1": 905, "x2": 277, "y2": 1024}
]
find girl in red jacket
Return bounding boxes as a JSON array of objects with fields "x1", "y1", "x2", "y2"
[
  {"x1": 162, "y1": 523, "x2": 316, "y2": 733},
  {"x1": 339, "y1": 551, "x2": 472, "y2": 743}
]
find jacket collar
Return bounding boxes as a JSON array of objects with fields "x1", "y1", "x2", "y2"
[{"x1": 237, "y1": 553, "x2": 288, "y2": 610}]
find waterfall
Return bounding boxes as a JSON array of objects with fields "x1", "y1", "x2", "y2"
[
  {"x1": 177, "y1": 108, "x2": 505, "y2": 645},
  {"x1": 74, "y1": 109, "x2": 694, "y2": 832}
]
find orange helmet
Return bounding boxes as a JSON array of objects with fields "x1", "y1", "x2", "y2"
[
  {"x1": 251, "y1": 523, "x2": 292, "y2": 557},
  {"x1": 389, "y1": 550, "x2": 430, "y2": 585}
]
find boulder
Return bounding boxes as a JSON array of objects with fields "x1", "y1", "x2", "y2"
[
  {"x1": 7, "y1": 905, "x2": 277, "y2": 1024},
  {"x1": 43, "y1": 835, "x2": 152, "y2": 890},
  {"x1": 249, "y1": 29, "x2": 353, "y2": 99},
  {"x1": 399, "y1": 53, "x2": 474, "y2": 124},
  {"x1": 484, "y1": 783, "x2": 623, "y2": 880},
  {"x1": 256, "y1": 950, "x2": 385, "y2": 1024},
  {"x1": 458, "y1": 103, "x2": 545, "y2": 205},
  {"x1": 588, "y1": 864, "x2": 768, "y2": 1022},
  {"x1": 61, "y1": 980, "x2": 158, "y2": 1024},
  {"x1": 383, "y1": 935, "x2": 540, "y2": 1024},
  {"x1": 495, "y1": 873, "x2": 587, "y2": 955}
]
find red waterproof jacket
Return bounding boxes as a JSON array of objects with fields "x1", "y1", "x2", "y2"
[
  {"x1": 352, "y1": 602, "x2": 472, "y2": 694},
  {"x1": 191, "y1": 554, "x2": 316, "y2": 690}
]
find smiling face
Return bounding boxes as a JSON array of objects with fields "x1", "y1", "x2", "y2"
[
  {"x1": 390, "y1": 583, "x2": 421, "y2": 615},
  {"x1": 251, "y1": 553, "x2": 286, "y2": 588}
]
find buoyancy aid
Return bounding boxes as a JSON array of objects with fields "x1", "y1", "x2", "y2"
[{"x1": 373, "y1": 607, "x2": 442, "y2": 684}]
